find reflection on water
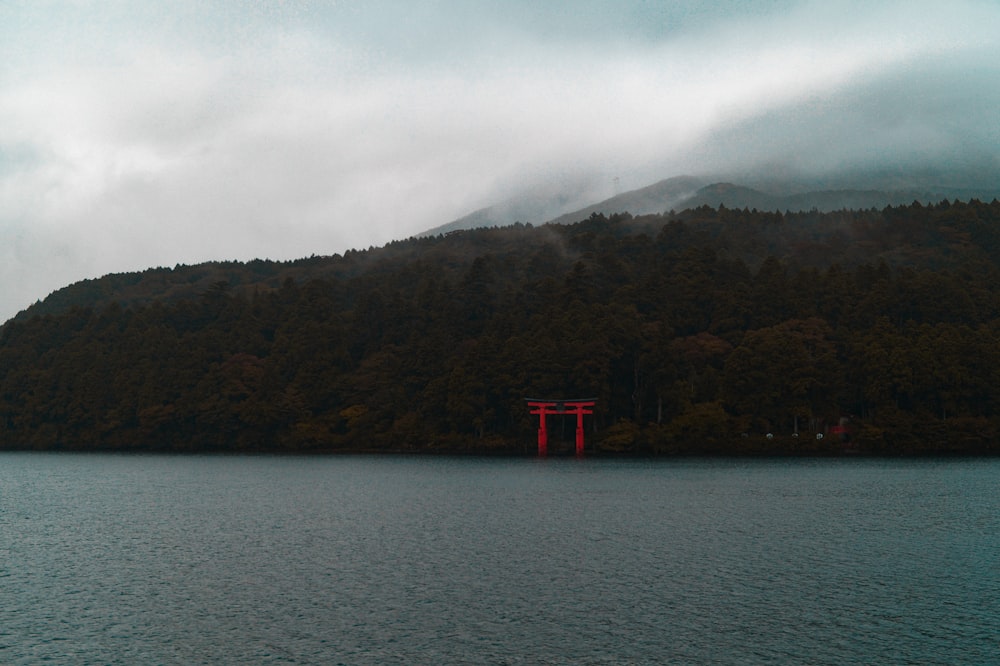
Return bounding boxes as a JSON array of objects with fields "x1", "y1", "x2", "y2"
[{"x1": 2, "y1": 454, "x2": 998, "y2": 664}]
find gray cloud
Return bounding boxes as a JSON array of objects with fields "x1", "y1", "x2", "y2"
[{"x1": 1, "y1": 0, "x2": 998, "y2": 321}]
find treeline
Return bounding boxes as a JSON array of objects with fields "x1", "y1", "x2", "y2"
[{"x1": 4, "y1": 199, "x2": 1000, "y2": 454}]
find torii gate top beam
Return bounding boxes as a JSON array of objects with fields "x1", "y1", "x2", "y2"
[{"x1": 525, "y1": 398, "x2": 597, "y2": 413}]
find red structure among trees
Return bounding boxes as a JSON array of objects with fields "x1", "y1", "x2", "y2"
[{"x1": 526, "y1": 399, "x2": 596, "y2": 456}]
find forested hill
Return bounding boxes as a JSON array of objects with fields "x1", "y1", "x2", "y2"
[{"x1": 4, "y1": 199, "x2": 1000, "y2": 455}]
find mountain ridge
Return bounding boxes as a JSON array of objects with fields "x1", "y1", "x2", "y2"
[{"x1": 434, "y1": 174, "x2": 1000, "y2": 233}]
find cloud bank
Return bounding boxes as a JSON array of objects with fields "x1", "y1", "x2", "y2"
[{"x1": 1, "y1": 0, "x2": 999, "y2": 321}]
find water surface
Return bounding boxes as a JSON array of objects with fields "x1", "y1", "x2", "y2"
[{"x1": 2, "y1": 455, "x2": 998, "y2": 664}]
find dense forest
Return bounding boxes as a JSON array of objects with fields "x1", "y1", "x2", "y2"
[{"x1": 4, "y1": 199, "x2": 1000, "y2": 455}]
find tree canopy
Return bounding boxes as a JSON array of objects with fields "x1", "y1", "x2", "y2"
[{"x1": 4, "y1": 200, "x2": 1000, "y2": 454}]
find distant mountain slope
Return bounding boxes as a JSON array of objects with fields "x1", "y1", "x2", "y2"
[
  {"x1": 545, "y1": 176, "x2": 705, "y2": 226},
  {"x1": 420, "y1": 175, "x2": 620, "y2": 236},
  {"x1": 434, "y1": 173, "x2": 1000, "y2": 235},
  {"x1": 677, "y1": 183, "x2": 998, "y2": 213},
  {"x1": 424, "y1": 175, "x2": 707, "y2": 236},
  {"x1": 551, "y1": 181, "x2": 1000, "y2": 227}
]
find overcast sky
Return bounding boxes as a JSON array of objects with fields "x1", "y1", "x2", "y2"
[{"x1": 2, "y1": 0, "x2": 999, "y2": 322}]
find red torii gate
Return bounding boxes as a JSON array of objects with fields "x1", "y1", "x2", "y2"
[{"x1": 526, "y1": 399, "x2": 596, "y2": 456}]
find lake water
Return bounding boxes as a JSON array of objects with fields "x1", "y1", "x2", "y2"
[{"x1": 2, "y1": 454, "x2": 998, "y2": 664}]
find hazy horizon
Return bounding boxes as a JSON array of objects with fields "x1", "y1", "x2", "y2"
[{"x1": 2, "y1": 0, "x2": 999, "y2": 322}]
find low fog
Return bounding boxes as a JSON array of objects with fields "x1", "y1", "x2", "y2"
[{"x1": 1, "y1": 0, "x2": 998, "y2": 322}]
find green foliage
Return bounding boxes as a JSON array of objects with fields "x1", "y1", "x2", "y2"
[{"x1": 4, "y1": 199, "x2": 1000, "y2": 454}]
